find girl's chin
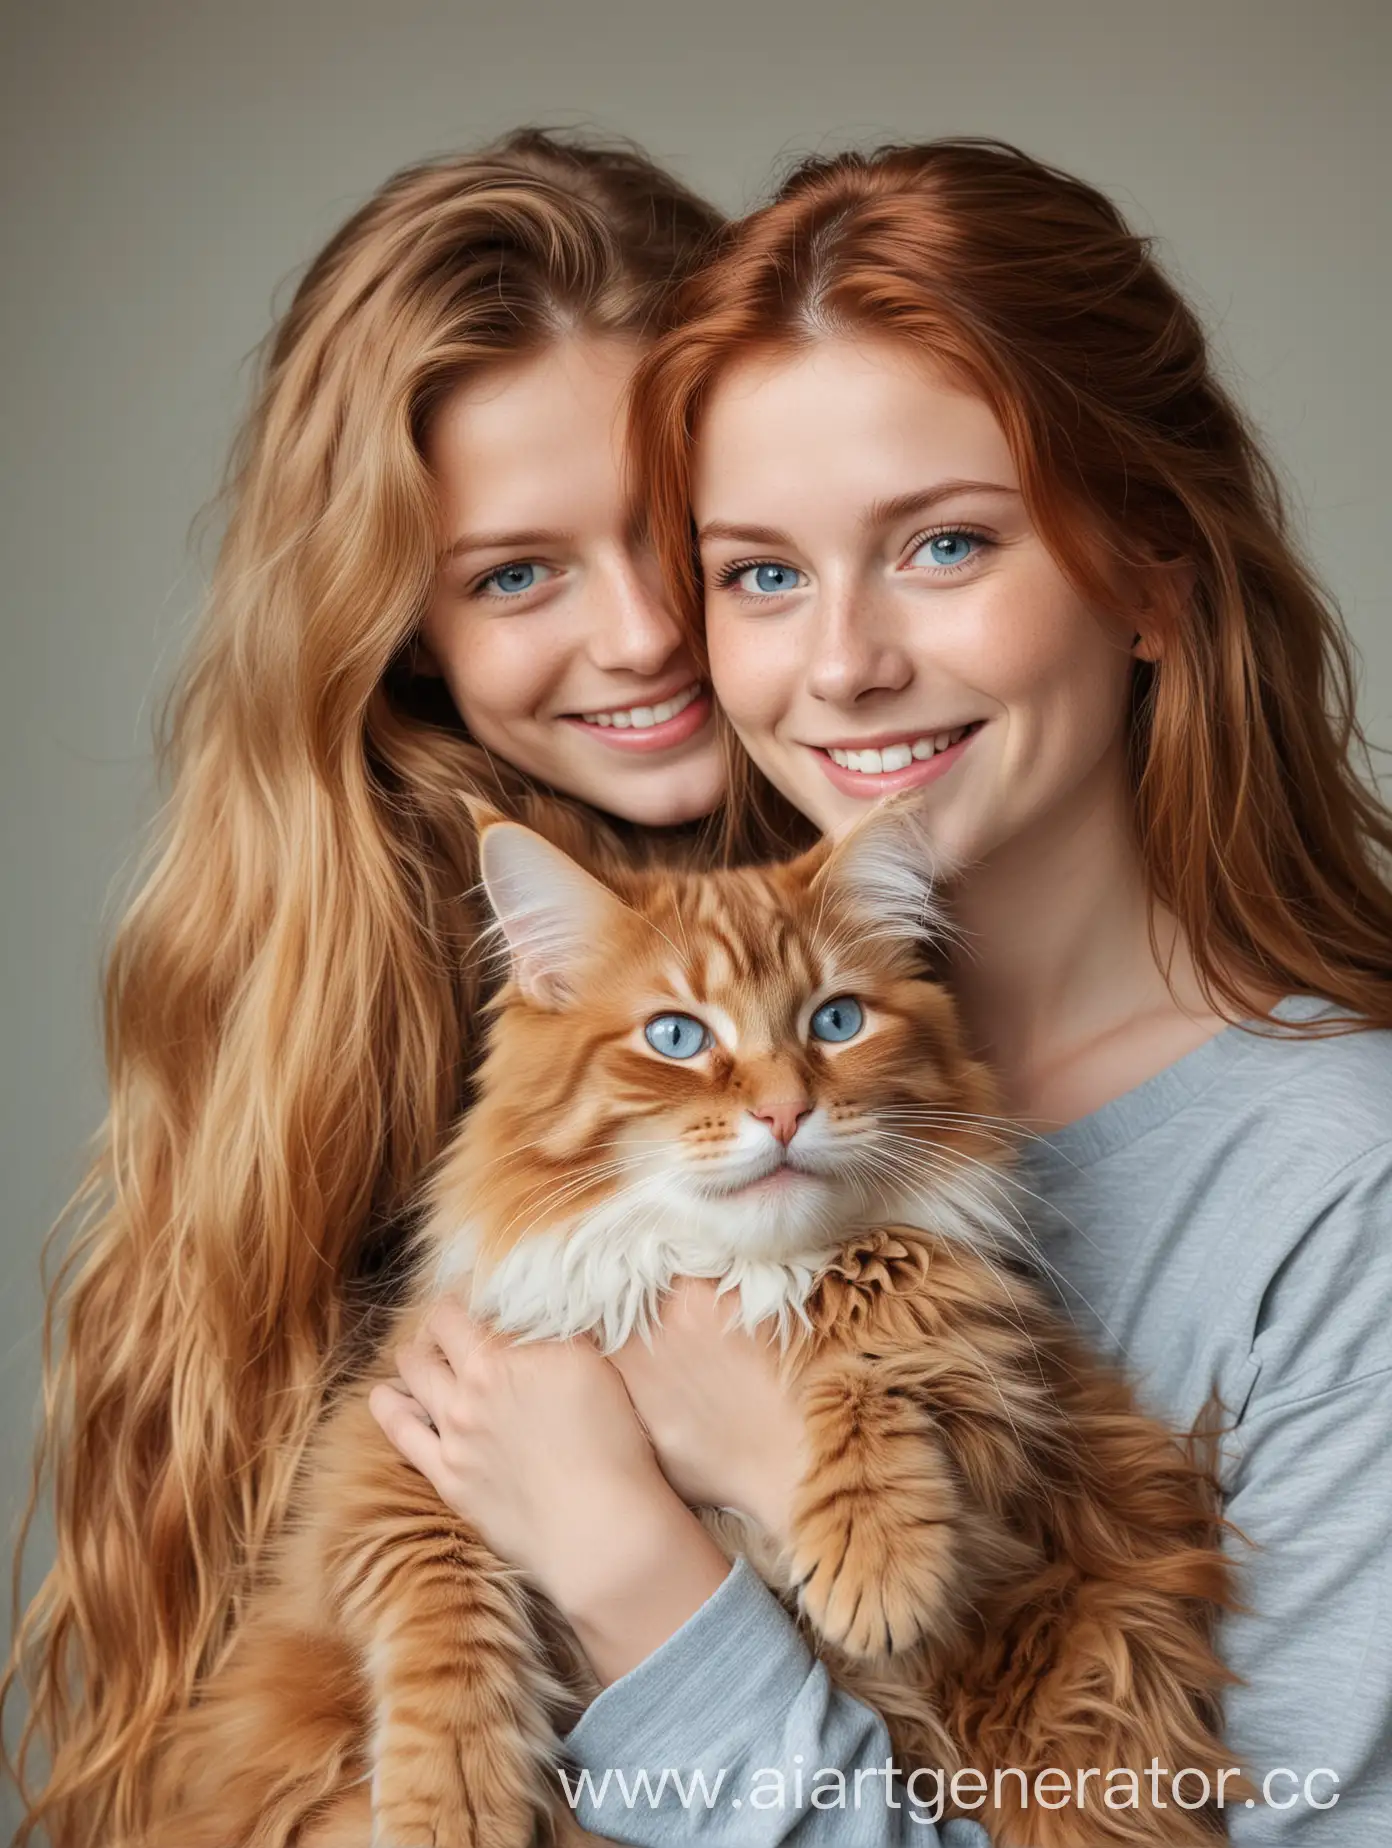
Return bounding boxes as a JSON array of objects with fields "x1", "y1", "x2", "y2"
[{"x1": 572, "y1": 763, "x2": 727, "y2": 829}]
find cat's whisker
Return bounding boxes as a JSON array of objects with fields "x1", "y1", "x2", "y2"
[
  {"x1": 637, "y1": 912, "x2": 690, "y2": 970},
  {"x1": 871, "y1": 1108, "x2": 1061, "y2": 1150},
  {"x1": 481, "y1": 1154, "x2": 663, "y2": 1247},
  {"x1": 851, "y1": 1144, "x2": 1039, "y2": 1300},
  {"x1": 861, "y1": 1141, "x2": 1120, "y2": 1369},
  {"x1": 871, "y1": 1133, "x2": 1051, "y2": 1234},
  {"x1": 465, "y1": 1134, "x2": 666, "y2": 1197},
  {"x1": 865, "y1": 1141, "x2": 1033, "y2": 1249},
  {"x1": 866, "y1": 1135, "x2": 1118, "y2": 1331}
]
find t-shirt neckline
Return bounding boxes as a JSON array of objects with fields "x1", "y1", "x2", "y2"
[{"x1": 1019, "y1": 993, "x2": 1338, "y2": 1169}]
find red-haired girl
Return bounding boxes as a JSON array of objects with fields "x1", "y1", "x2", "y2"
[{"x1": 391, "y1": 141, "x2": 1391, "y2": 1847}]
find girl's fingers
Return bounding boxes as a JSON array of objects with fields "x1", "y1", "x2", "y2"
[
  {"x1": 368, "y1": 1381, "x2": 444, "y2": 1483},
  {"x1": 392, "y1": 1342, "x2": 455, "y2": 1432},
  {"x1": 421, "y1": 1297, "x2": 496, "y2": 1376},
  {"x1": 382, "y1": 1375, "x2": 437, "y2": 1428}
]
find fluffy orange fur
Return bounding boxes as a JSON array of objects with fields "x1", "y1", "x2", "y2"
[{"x1": 142, "y1": 805, "x2": 1240, "y2": 1847}]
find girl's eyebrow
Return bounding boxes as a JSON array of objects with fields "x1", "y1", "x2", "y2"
[
  {"x1": 863, "y1": 480, "x2": 1019, "y2": 527},
  {"x1": 698, "y1": 479, "x2": 1019, "y2": 549},
  {"x1": 442, "y1": 527, "x2": 576, "y2": 560},
  {"x1": 697, "y1": 519, "x2": 789, "y2": 546}
]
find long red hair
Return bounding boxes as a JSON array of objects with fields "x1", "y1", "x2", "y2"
[{"x1": 632, "y1": 138, "x2": 1392, "y2": 1028}]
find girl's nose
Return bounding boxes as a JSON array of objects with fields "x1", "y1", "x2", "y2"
[
  {"x1": 587, "y1": 554, "x2": 686, "y2": 678},
  {"x1": 805, "y1": 583, "x2": 912, "y2": 706}
]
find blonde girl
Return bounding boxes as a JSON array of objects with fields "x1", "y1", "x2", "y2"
[{"x1": 3, "y1": 128, "x2": 730, "y2": 1847}]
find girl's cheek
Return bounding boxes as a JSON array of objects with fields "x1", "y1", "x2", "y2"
[{"x1": 707, "y1": 614, "x2": 789, "y2": 732}]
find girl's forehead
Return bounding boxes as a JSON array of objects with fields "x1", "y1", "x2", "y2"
[{"x1": 692, "y1": 339, "x2": 1016, "y2": 536}]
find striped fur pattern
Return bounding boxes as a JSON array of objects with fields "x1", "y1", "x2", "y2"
[{"x1": 145, "y1": 801, "x2": 1238, "y2": 1846}]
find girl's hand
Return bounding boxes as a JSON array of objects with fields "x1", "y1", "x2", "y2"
[
  {"x1": 368, "y1": 1300, "x2": 731, "y2": 1683},
  {"x1": 610, "y1": 1278, "x2": 808, "y2": 1549}
]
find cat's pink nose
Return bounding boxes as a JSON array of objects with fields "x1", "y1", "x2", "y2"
[{"x1": 752, "y1": 1102, "x2": 811, "y2": 1146}]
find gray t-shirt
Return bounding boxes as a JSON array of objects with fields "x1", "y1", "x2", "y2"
[{"x1": 560, "y1": 995, "x2": 1392, "y2": 1845}]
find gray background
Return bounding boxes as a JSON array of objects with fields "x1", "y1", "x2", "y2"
[{"x1": 2, "y1": 0, "x2": 1388, "y2": 1819}]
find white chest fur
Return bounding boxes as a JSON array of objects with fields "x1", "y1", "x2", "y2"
[{"x1": 430, "y1": 1168, "x2": 1014, "y2": 1356}]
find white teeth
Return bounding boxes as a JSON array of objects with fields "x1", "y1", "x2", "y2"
[
  {"x1": 579, "y1": 683, "x2": 701, "y2": 730},
  {"x1": 827, "y1": 724, "x2": 977, "y2": 775}
]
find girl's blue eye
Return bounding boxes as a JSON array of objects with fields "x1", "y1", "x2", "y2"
[
  {"x1": 734, "y1": 563, "x2": 803, "y2": 595},
  {"x1": 480, "y1": 562, "x2": 550, "y2": 596},
  {"x1": 810, "y1": 996, "x2": 864, "y2": 1043},
  {"x1": 644, "y1": 1013, "x2": 711, "y2": 1060},
  {"x1": 909, "y1": 531, "x2": 980, "y2": 570}
]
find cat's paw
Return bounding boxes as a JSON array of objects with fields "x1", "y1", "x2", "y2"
[
  {"x1": 372, "y1": 1759, "x2": 536, "y2": 1848},
  {"x1": 372, "y1": 1807, "x2": 529, "y2": 1848},
  {"x1": 789, "y1": 1367, "x2": 965, "y2": 1660},
  {"x1": 789, "y1": 1502, "x2": 960, "y2": 1660}
]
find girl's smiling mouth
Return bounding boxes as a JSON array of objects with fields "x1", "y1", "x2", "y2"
[
  {"x1": 562, "y1": 680, "x2": 713, "y2": 753},
  {"x1": 807, "y1": 719, "x2": 984, "y2": 797}
]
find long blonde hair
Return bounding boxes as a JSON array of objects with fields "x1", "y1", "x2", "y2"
[{"x1": 3, "y1": 129, "x2": 722, "y2": 1847}]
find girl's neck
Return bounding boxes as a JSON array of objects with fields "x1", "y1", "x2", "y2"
[{"x1": 947, "y1": 757, "x2": 1231, "y2": 1127}]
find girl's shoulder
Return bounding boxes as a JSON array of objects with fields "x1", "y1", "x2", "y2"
[
  {"x1": 1225, "y1": 992, "x2": 1392, "y2": 1149},
  {"x1": 1028, "y1": 992, "x2": 1390, "y2": 1180},
  {"x1": 1019, "y1": 996, "x2": 1392, "y2": 1426}
]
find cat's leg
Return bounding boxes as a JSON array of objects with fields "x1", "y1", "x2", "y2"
[
  {"x1": 784, "y1": 1227, "x2": 1046, "y2": 1665},
  {"x1": 357, "y1": 1560, "x2": 563, "y2": 1848},
  {"x1": 785, "y1": 1345, "x2": 973, "y2": 1662},
  {"x1": 295, "y1": 1778, "x2": 623, "y2": 1847},
  {"x1": 309, "y1": 1388, "x2": 568, "y2": 1848},
  {"x1": 145, "y1": 1616, "x2": 369, "y2": 1848}
]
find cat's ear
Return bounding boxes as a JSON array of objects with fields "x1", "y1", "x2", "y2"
[
  {"x1": 811, "y1": 794, "x2": 957, "y2": 947},
  {"x1": 477, "y1": 821, "x2": 627, "y2": 1006}
]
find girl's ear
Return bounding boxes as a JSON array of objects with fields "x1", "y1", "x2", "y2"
[
  {"x1": 1131, "y1": 556, "x2": 1196, "y2": 662},
  {"x1": 811, "y1": 793, "x2": 957, "y2": 949},
  {"x1": 408, "y1": 630, "x2": 445, "y2": 678},
  {"x1": 477, "y1": 821, "x2": 628, "y2": 1006}
]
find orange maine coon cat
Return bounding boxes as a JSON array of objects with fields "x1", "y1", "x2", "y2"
[{"x1": 148, "y1": 801, "x2": 1238, "y2": 1847}]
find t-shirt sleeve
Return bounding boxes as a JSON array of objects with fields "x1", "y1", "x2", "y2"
[
  {"x1": 558, "y1": 1555, "x2": 991, "y2": 1846},
  {"x1": 1219, "y1": 1146, "x2": 1392, "y2": 1842}
]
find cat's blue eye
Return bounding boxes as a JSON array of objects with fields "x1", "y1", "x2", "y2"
[
  {"x1": 729, "y1": 562, "x2": 804, "y2": 596},
  {"x1": 644, "y1": 1013, "x2": 711, "y2": 1060},
  {"x1": 810, "y1": 996, "x2": 864, "y2": 1043},
  {"x1": 908, "y1": 530, "x2": 982, "y2": 571},
  {"x1": 477, "y1": 561, "x2": 553, "y2": 597}
]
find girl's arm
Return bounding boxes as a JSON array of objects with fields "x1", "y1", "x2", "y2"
[
  {"x1": 559, "y1": 1554, "x2": 988, "y2": 1846},
  {"x1": 1209, "y1": 1144, "x2": 1392, "y2": 1842}
]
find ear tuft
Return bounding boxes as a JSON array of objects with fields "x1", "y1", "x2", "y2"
[
  {"x1": 814, "y1": 794, "x2": 958, "y2": 949},
  {"x1": 477, "y1": 821, "x2": 626, "y2": 1006},
  {"x1": 462, "y1": 791, "x2": 509, "y2": 836}
]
